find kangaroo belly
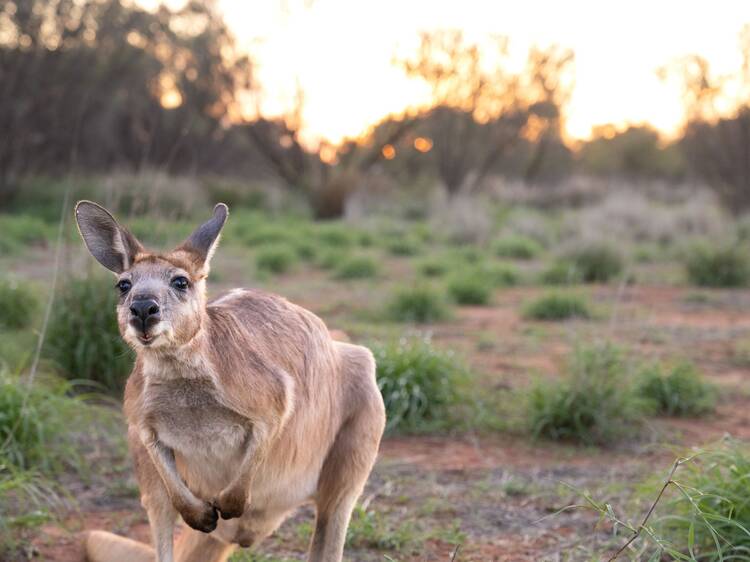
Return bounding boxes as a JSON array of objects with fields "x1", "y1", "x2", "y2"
[{"x1": 143, "y1": 377, "x2": 250, "y2": 498}]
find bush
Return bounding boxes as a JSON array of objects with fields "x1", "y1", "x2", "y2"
[
  {"x1": 539, "y1": 260, "x2": 584, "y2": 285},
  {"x1": 564, "y1": 244, "x2": 624, "y2": 283},
  {"x1": 684, "y1": 243, "x2": 750, "y2": 287},
  {"x1": 446, "y1": 272, "x2": 493, "y2": 305},
  {"x1": 417, "y1": 258, "x2": 449, "y2": 278},
  {"x1": 0, "y1": 280, "x2": 38, "y2": 329},
  {"x1": 523, "y1": 293, "x2": 592, "y2": 321},
  {"x1": 484, "y1": 263, "x2": 521, "y2": 287},
  {"x1": 315, "y1": 224, "x2": 355, "y2": 248},
  {"x1": 372, "y1": 336, "x2": 469, "y2": 432},
  {"x1": 334, "y1": 256, "x2": 379, "y2": 279},
  {"x1": 493, "y1": 235, "x2": 543, "y2": 260},
  {"x1": 44, "y1": 276, "x2": 132, "y2": 395},
  {"x1": 636, "y1": 362, "x2": 716, "y2": 416},
  {"x1": 527, "y1": 343, "x2": 642, "y2": 445},
  {"x1": 0, "y1": 214, "x2": 53, "y2": 254},
  {"x1": 387, "y1": 285, "x2": 450, "y2": 323},
  {"x1": 385, "y1": 237, "x2": 421, "y2": 256},
  {"x1": 255, "y1": 245, "x2": 297, "y2": 274}
]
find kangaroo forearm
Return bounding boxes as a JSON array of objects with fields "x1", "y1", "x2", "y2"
[{"x1": 142, "y1": 431, "x2": 200, "y2": 509}]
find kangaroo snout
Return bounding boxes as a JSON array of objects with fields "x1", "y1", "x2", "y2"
[{"x1": 129, "y1": 298, "x2": 161, "y2": 334}]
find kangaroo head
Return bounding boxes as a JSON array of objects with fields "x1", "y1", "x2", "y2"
[{"x1": 75, "y1": 201, "x2": 228, "y2": 351}]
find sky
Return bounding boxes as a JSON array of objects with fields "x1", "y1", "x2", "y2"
[{"x1": 207, "y1": 1, "x2": 750, "y2": 146}]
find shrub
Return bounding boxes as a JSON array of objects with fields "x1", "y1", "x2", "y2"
[
  {"x1": 315, "y1": 248, "x2": 351, "y2": 270},
  {"x1": 334, "y1": 256, "x2": 379, "y2": 279},
  {"x1": 484, "y1": 263, "x2": 521, "y2": 287},
  {"x1": 44, "y1": 276, "x2": 132, "y2": 395},
  {"x1": 372, "y1": 336, "x2": 469, "y2": 432},
  {"x1": 446, "y1": 272, "x2": 493, "y2": 305},
  {"x1": 0, "y1": 280, "x2": 38, "y2": 329},
  {"x1": 386, "y1": 285, "x2": 450, "y2": 323},
  {"x1": 0, "y1": 214, "x2": 53, "y2": 255},
  {"x1": 385, "y1": 237, "x2": 421, "y2": 256},
  {"x1": 493, "y1": 235, "x2": 543, "y2": 260},
  {"x1": 684, "y1": 243, "x2": 750, "y2": 287},
  {"x1": 527, "y1": 343, "x2": 642, "y2": 445},
  {"x1": 523, "y1": 293, "x2": 592, "y2": 321},
  {"x1": 564, "y1": 244, "x2": 624, "y2": 283},
  {"x1": 539, "y1": 260, "x2": 584, "y2": 285},
  {"x1": 315, "y1": 224, "x2": 354, "y2": 248},
  {"x1": 417, "y1": 258, "x2": 449, "y2": 278},
  {"x1": 255, "y1": 245, "x2": 297, "y2": 274},
  {"x1": 636, "y1": 362, "x2": 716, "y2": 416}
]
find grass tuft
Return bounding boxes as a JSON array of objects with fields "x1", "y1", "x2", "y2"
[
  {"x1": 684, "y1": 243, "x2": 750, "y2": 288},
  {"x1": 636, "y1": 362, "x2": 716, "y2": 416},
  {"x1": 255, "y1": 245, "x2": 298, "y2": 274},
  {"x1": 527, "y1": 343, "x2": 642, "y2": 445},
  {"x1": 446, "y1": 272, "x2": 493, "y2": 305},
  {"x1": 372, "y1": 335, "x2": 470, "y2": 432},
  {"x1": 386, "y1": 285, "x2": 450, "y2": 323},
  {"x1": 493, "y1": 235, "x2": 543, "y2": 260},
  {"x1": 44, "y1": 275, "x2": 132, "y2": 395},
  {"x1": 563, "y1": 244, "x2": 624, "y2": 283},
  {"x1": 334, "y1": 255, "x2": 379, "y2": 280},
  {"x1": 0, "y1": 280, "x2": 38, "y2": 330},
  {"x1": 523, "y1": 293, "x2": 592, "y2": 321}
]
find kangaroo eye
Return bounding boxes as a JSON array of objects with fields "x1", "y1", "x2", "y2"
[
  {"x1": 171, "y1": 276, "x2": 189, "y2": 291},
  {"x1": 116, "y1": 279, "x2": 132, "y2": 294}
]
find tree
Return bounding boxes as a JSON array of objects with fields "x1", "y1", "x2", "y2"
[{"x1": 396, "y1": 31, "x2": 574, "y2": 195}]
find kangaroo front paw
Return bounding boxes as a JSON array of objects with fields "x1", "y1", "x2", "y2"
[
  {"x1": 179, "y1": 501, "x2": 219, "y2": 533},
  {"x1": 214, "y1": 488, "x2": 248, "y2": 520}
]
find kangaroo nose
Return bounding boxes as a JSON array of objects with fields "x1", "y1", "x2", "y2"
[{"x1": 130, "y1": 299, "x2": 160, "y2": 322}]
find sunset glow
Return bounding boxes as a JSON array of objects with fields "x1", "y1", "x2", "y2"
[{"x1": 206, "y1": 1, "x2": 750, "y2": 146}]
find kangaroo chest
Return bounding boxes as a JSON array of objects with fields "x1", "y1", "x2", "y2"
[{"x1": 142, "y1": 377, "x2": 250, "y2": 460}]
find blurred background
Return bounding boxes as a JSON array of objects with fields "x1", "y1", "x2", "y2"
[{"x1": 5, "y1": 1, "x2": 750, "y2": 560}]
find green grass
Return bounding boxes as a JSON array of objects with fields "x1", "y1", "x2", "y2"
[
  {"x1": 0, "y1": 280, "x2": 38, "y2": 330},
  {"x1": 522, "y1": 293, "x2": 592, "y2": 321},
  {"x1": 446, "y1": 271, "x2": 493, "y2": 305},
  {"x1": 44, "y1": 275, "x2": 133, "y2": 395},
  {"x1": 0, "y1": 214, "x2": 54, "y2": 255},
  {"x1": 563, "y1": 244, "x2": 624, "y2": 283},
  {"x1": 539, "y1": 260, "x2": 584, "y2": 285},
  {"x1": 484, "y1": 263, "x2": 521, "y2": 287},
  {"x1": 333, "y1": 255, "x2": 379, "y2": 279},
  {"x1": 684, "y1": 243, "x2": 750, "y2": 288},
  {"x1": 386, "y1": 285, "x2": 450, "y2": 323},
  {"x1": 255, "y1": 245, "x2": 298, "y2": 274},
  {"x1": 385, "y1": 237, "x2": 421, "y2": 256},
  {"x1": 346, "y1": 505, "x2": 420, "y2": 550},
  {"x1": 636, "y1": 362, "x2": 716, "y2": 416},
  {"x1": 493, "y1": 235, "x2": 543, "y2": 260},
  {"x1": 417, "y1": 257, "x2": 449, "y2": 278},
  {"x1": 372, "y1": 336, "x2": 470, "y2": 432},
  {"x1": 527, "y1": 343, "x2": 643, "y2": 445}
]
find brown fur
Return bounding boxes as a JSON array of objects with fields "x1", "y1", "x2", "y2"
[{"x1": 75, "y1": 202, "x2": 385, "y2": 562}]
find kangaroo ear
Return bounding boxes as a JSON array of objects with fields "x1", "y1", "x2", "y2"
[
  {"x1": 75, "y1": 201, "x2": 144, "y2": 274},
  {"x1": 177, "y1": 203, "x2": 228, "y2": 270}
]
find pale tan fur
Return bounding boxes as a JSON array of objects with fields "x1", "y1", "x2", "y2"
[{"x1": 75, "y1": 202, "x2": 386, "y2": 562}]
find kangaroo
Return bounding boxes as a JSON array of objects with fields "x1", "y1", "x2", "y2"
[{"x1": 74, "y1": 201, "x2": 385, "y2": 562}]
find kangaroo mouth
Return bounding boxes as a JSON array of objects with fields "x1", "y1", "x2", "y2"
[{"x1": 137, "y1": 331, "x2": 159, "y2": 346}]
